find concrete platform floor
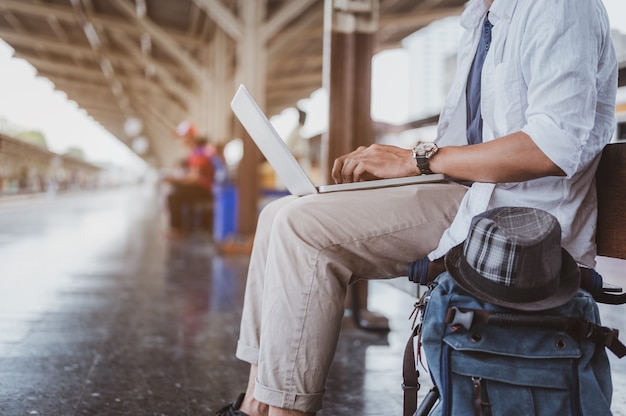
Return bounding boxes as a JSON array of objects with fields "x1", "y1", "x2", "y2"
[{"x1": 0, "y1": 185, "x2": 625, "y2": 415}]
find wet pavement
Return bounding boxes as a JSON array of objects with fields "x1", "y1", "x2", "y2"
[{"x1": 0, "y1": 185, "x2": 625, "y2": 415}]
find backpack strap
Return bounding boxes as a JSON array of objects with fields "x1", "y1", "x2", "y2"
[
  {"x1": 403, "y1": 291, "x2": 442, "y2": 416},
  {"x1": 592, "y1": 291, "x2": 626, "y2": 305},
  {"x1": 445, "y1": 307, "x2": 626, "y2": 358},
  {"x1": 403, "y1": 327, "x2": 444, "y2": 416},
  {"x1": 402, "y1": 324, "x2": 420, "y2": 416},
  {"x1": 580, "y1": 267, "x2": 626, "y2": 304},
  {"x1": 576, "y1": 321, "x2": 626, "y2": 358}
]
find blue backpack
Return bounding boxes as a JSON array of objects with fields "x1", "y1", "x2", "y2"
[{"x1": 403, "y1": 272, "x2": 625, "y2": 416}]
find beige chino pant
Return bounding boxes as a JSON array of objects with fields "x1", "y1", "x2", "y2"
[{"x1": 235, "y1": 181, "x2": 468, "y2": 412}]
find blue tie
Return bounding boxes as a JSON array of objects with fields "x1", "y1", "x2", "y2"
[{"x1": 466, "y1": 14, "x2": 493, "y2": 145}]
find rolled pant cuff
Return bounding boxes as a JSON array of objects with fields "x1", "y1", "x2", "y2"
[
  {"x1": 235, "y1": 340, "x2": 259, "y2": 365},
  {"x1": 254, "y1": 379, "x2": 325, "y2": 413}
]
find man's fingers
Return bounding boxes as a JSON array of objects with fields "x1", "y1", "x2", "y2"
[
  {"x1": 333, "y1": 144, "x2": 405, "y2": 183},
  {"x1": 332, "y1": 154, "x2": 349, "y2": 183},
  {"x1": 341, "y1": 158, "x2": 356, "y2": 183},
  {"x1": 332, "y1": 147, "x2": 367, "y2": 183}
]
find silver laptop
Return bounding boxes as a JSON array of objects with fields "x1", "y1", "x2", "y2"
[{"x1": 230, "y1": 84, "x2": 445, "y2": 196}]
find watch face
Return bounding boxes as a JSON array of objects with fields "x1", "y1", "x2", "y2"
[{"x1": 415, "y1": 142, "x2": 437, "y2": 156}]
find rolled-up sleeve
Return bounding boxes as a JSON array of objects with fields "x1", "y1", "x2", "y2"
[{"x1": 520, "y1": 1, "x2": 613, "y2": 178}]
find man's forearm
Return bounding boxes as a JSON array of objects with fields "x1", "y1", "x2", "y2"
[{"x1": 430, "y1": 131, "x2": 565, "y2": 183}]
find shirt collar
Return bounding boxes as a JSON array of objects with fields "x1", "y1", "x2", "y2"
[
  {"x1": 488, "y1": 0, "x2": 519, "y2": 26},
  {"x1": 459, "y1": 0, "x2": 491, "y2": 29},
  {"x1": 460, "y1": 0, "x2": 519, "y2": 29}
]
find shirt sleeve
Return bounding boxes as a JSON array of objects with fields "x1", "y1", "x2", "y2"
[{"x1": 519, "y1": 0, "x2": 615, "y2": 178}]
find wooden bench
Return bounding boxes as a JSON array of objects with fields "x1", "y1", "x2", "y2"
[
  {"x1": 352, "y1": 142, "x2": 626, "y2": 323},
  {"x1": 596, "y1": 142, "x2": 626, "y2": 261}
]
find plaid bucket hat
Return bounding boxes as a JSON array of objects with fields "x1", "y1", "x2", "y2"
[{"x1": 445, "y1": 206, "x2": 580, "y2": 311}]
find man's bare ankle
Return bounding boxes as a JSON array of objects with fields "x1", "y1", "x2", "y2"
[
  {"x1": 268, "y1": 406, "x2": 314, "y2": 416},
  {"x1": 239, "y1": 395, "x2": 269, "y2": 416}
]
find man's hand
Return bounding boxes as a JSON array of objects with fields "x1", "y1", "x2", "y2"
[{"x1": 331, "y1": 144, "x2": 420, "y2": 184}]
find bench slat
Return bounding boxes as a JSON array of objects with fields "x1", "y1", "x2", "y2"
[{"x1": 596, "y1": 142, "x2": 626, "y2": 260}]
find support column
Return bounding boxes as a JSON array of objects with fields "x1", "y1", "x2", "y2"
[
  {"x1": 198, "y1": 74, "x2": 213, "y2": 139},
  {"x1": 193, "y1": 45, "x2": 212, "y2": 139},
  {"x1": 323, "y1": 0, "x2": 388, "y2": 332},
  {"x1": 322, "y1": 0, "x2": 378, "y2": 182},
  {"x1": 235, "y1": 0, "x2": 267, "y2": 236},
  {"x1": 211, "y1": 28, "x2": 234, "y2": 143}
]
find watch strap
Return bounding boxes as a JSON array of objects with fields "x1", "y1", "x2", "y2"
[
  {"x1": 417, "y1": 157, "x2": 433, "y2": 175},
  {"x1": 412, "y1": 142, "x2": 438, "y2": 175}
]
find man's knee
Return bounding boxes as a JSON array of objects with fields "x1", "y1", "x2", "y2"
[
  {"x1": 267, "y1": 197, "x2": 337, "y2": 251},
  {"x1": 258, "y1": 195, "x2": 300, "y2": 226}
]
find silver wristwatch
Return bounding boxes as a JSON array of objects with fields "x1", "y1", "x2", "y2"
[{"x1": 411, "y1": 142, "x2": 439, "y2": 175}]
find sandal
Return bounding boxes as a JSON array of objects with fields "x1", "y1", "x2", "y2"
[{"x1": 216, "y1": 392, "x2": 249, "y2": 415}]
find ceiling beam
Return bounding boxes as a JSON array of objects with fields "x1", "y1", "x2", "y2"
[
  {"x1": 74, "y1": 102, "x2": 122, "y2": 117},
  {"x1": 0, "y1": 28, "x2": 93, "y2": 57},
  {"x1": 267, "y1": 7, "x2": 323, "y2": 60},
  {"x1": 187, "y1": 1, "x2": 203, "y2": 35},
  {"x1": 49, "y1": 80, "x2": 109, "y2": 99},
  {"x1": 379, "y1": 6, "x2": 464, "y2": 32},
  {"x1": 108, "y1": 30, "x2": 194, "y2": 106},
  {"x1": 131, "y1": 93, "x2": 179, "y2": 139},
  {"x1": 82, "y1": 107, "x2": 125, "y2": 120},
  {"x1": 13, "y1": 53, "x2": 105, "y2": 80},
  {"x1": 415, "y1": 0, "x2": 448, "y2": 11},
  {"x1": 1, "y1": 29, "x2": 189, "y2": 79},
  {"x1": 268, "y1": 54, "x2": 323, "y2": 72},
  {"x1": 261, "y1": 0, "x2": 318, "y2": 42},
  {"x1": 192, "y1": 0, "x2": 243, "y2": 41},
  {"x1": 0, "y1": 0, "x2": 203, "y2": 48},
  {"x1": 267, "y1": 85, "x2": 320, "y2": 103},
  {"x1": 18, "y1": 53, "x2": 186, "y2": 113},
  {"x1": 130, "y1": 93, "x2": 186, "y2": 166},
  {"x1": 71, "y1": 0, "x2": 137, "y2": 121},
  {"x1": 46, "y1": 14, "x2": 69, "y2": 41},
  {"x1": 269, "y1": 72, "x2": 322, "y2": 88},
  {"x1": 108, "y1": 0, "x2": 205, "y2": 82},
  {"x1": 0, "y1": 8, "x2": 25, "y2": 31}
]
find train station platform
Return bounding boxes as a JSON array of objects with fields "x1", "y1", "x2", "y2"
[{"x1": 1, "y1": 186, "x2": 625, "y2": 415}]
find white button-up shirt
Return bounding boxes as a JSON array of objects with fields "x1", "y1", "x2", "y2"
[{"x1": 429, "y1": 0, "x2": 618, "y2": 267}]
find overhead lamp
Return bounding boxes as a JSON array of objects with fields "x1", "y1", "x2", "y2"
[{"x1": 124, "y1": 117, "x2": 143, "y2": 137}]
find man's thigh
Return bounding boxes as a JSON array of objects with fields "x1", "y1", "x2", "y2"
[{"x1": 272, "y1": 181, "x2": 468, "y2": 278}]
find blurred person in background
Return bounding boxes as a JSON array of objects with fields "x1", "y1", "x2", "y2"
[{"x1": 163, "y1": 121, "x2": 215, "y2": 239}]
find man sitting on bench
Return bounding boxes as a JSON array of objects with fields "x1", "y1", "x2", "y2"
[{"x1": 217, "y1": 1, "x2": 618, "y2": 415}]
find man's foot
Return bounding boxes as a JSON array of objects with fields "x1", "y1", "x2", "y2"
[{"x1": 353, "y1": 308, "x2": 390, "y2": 332}]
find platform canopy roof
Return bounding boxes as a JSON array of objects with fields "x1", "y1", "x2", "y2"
[{"x1": 0, "y1": 0, "x2": 469, "y2": 164}]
